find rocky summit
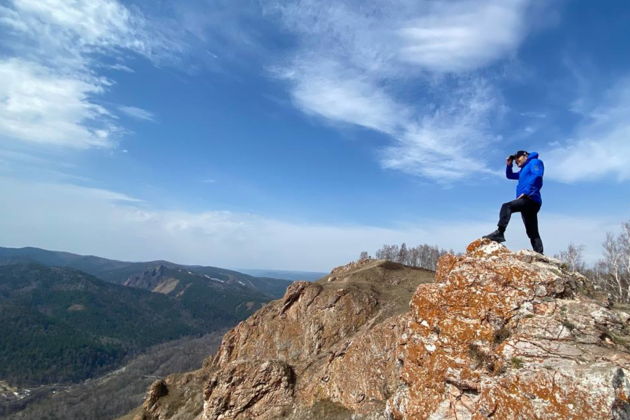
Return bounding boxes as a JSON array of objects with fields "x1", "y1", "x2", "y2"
[{"x1": 129, "y1": 240, "x2": 630, "y2": 420}]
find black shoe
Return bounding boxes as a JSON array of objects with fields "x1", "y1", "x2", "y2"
[
  {"x1": 483, "y1": 230, "x2": 505, "y2": 243},
  {"x1": 531, "y1": 238, "x2": 544, "y2": 254}
]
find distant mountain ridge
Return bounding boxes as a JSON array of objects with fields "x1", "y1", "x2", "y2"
[
  {"x1": 0, "y1": 246, "x2": 292, "y2": 299},
  {"x1": 122, "y1": 264, "x2": 275, "y2": 320}
]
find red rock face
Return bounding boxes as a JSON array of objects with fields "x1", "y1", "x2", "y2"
[
  {"x1": 202, "y1": 259, "x2": 432, "y2": 419},
  {"x1": 388, "y1": 239, "x2": 630, "y2": 419}
]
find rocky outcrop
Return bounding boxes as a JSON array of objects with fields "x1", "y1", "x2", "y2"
[
  {"x1": 204, "y1": 259, "x2": 431, "y2": 418},
  {"x1": 131, "y1": 240, "x2": 630, "y2": 420},
  {"x1": 131, "y1": 259, "x2": 432, "y2": 419},
  {"x1": 388, "y1": 239, "x2": 630, "y2": 419},
  {"x1": 124, "y1": 265, "x2": 170, "y2": 292},
  {"x1": 204, "y1": 360, "x2": 295, "y2": 419},
  {"x1": 135, "y1": 371, "x2": 209, "y2": 420}
]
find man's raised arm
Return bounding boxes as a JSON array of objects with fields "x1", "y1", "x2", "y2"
[{"x1": 506, "y1": 156, "x2": 519, "y2": 180}]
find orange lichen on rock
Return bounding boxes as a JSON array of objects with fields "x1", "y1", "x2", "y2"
[{"x1": 388, "y1": 239, "x2": 630, "y2": 420}]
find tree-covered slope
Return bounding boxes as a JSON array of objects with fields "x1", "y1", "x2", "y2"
[
  {"x1": 0, "y1": 263, "x2": 234, "y2": 386},
  {"x1": 122, "y1": 265, "x2": 278, "y2": 320}
]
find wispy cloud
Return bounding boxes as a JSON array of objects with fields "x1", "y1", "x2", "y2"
[
  {"x1": 267, "y1": 0, "x2": 533, "y2": 181},
  {"x1": 381, "y1": 80, "x2": 500, "y2": 180},
  {"x1": 0, "y1": 58, "x2": 115, "y2": 148},
  {"x1": 0, "y1": 0, "x2": 162, "y2": 60},
  {"x1": 0, "y1": 0, "x2": 170, "y2": 148},
  {"x1": 118, "y1": 105, "x2": 156, "y2": 122},
  {"x1": 278, "y1": 60, "x2": 406, "y2": 135},
  {"x1": 267, "y1": 0, "x2": 531, "y2": 76},
  {"x1": 108, "y1": 63, "x2": 135, "y2": 73},
  {"x1": 397, "y1": 0, "x2": 529, "y2": 72},
  {"x1": 545, "y1": 78, "x2": 630, "y2": 183}
]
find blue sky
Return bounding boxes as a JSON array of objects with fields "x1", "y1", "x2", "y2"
[{"x1": 0, "y1": 0, "x2": 629, "y2": 271}]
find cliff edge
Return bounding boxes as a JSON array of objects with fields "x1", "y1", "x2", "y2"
[{"x1": 129, "y1": 239, "x2": 630, "y2": 420}]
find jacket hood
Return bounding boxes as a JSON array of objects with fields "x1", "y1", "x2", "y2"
[{"x1": 525, "y1": 151, "x2": 539, "y2": 163}]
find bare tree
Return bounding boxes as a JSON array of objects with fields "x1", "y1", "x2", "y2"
[
  {"x1": 358, "y1": 251, "x2": 370, "y2": 262},
  {"x1": 596, "y1": 221, "x2": 630, "y2": 303},
  {"x1": 602, "y1": 232, "x2": 626, "y2": 302},
  {"x1": 374, "y1": 243, "x2": 450, "y2": 271},
  {"x1": 398, "y1": 243, "x2": 408, "y2": 264},
  {"x1": 408, "y1": 246, "x2": 420, "y2": 267},
  {"x1": 555, "y1": 243, "x2": 586, "y2": 273},
  {"x1": 375, "y1": 244, "x2": 400, "y2": 261},
  {"x1": 620, "y1": 222, "x2": 630, "y2": 292}
]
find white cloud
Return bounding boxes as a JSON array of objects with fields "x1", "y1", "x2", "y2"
[
  {"x1": 269, "y1": 0, "x2": 532, "y2": 181},
  {"x1": 108, "y1": 63, "x2": 135, "y2": 72},
  {"x1": 0, "y1": 58, "x2": 114, "y2": 148},
  {"x1": 382, "y1": 80, "x2": 500, "y2": 180},
  {"x1": 0, "y1": 0, "x2": 167, "y2": 148},
  {"x1": 118, "y1": 105, "x2": 156, "y2": 122},
  {"x1": 397, "y1": 0, "x2": 528, "y2": 72},
  {"x1": 0, "y1": 176, "x2": 618, "y2": 271},
  {"x1": 280, "y1": 61, "x2": 500, "y2": 181},
  {"x1": 545, "y1": 78, "x2": 630, "y2": 183},
  {"x1": 281, "y1": 61, "x2": 406, "y2": 135},
  {"x1": 269, "y1": 0, "x2": 530, "y2": 76},
  {"x1": 3, "y1": 0, "x2": 153, "y2": 58}
]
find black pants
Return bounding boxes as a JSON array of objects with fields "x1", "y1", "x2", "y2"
[{"x1": 498, "y1": 197, "x2": 544, "y2": 254}]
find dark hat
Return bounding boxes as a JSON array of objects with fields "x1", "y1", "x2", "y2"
[{"x1": 514, "y1": 150, "x2": 528, "y2": 159}]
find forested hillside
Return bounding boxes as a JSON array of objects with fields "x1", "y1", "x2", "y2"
[{"x1": 0, "y1": 263, "x2": 234, "y2": 385}]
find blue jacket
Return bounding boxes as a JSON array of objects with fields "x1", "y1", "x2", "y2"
[{"x1": 506, "y1": 152, "x2": 544, "y2": 204}]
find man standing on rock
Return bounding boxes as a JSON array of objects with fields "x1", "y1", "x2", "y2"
[{"x1": 483, "y1": 151, "x2": 544, "y2": 254}]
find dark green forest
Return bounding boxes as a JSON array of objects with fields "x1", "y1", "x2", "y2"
[{"x1": 0, "y1": 263, "x2": 241, "y2": 385}]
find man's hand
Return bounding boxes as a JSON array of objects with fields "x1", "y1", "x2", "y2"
[{"x1": 506, "y1": 156, "x2": 514, "y2": 166}]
